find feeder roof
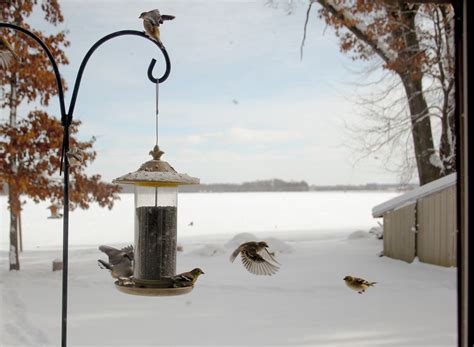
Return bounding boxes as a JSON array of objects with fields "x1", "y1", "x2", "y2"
[{"x1": 112, "y1": 145, "x2": 199, "y2": 187}]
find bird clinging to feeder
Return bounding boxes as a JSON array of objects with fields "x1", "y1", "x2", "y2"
[
  {"x1": 230, "y1": 241, "x2": 280, "y2": 276},
  {"x1": 139, "y1": 9, "x2": 175, "y2": 48},
  {"x1": 98, "y1": 245, "x2": 134, "y2": 284}
]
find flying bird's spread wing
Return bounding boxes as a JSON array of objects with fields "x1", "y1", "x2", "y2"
[
  {"x1": 259, "y1": 247, "x2": 280, "y2": 265},
  {"x1": 241, "y1": 250, "x2": 279, "y2": 276}
]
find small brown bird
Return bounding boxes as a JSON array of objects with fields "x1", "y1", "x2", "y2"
[
  {"x1": 98, "y1": 245, "x2": 134, "y2": 282},
  {"x1": 0, "y1": 35, "x2": 18, "y2": 69},
  {"x1": 171, "y1": 268, "x2": 205, "y2": 288},
  {"x1": 230, "y1": 241, "x2": 280, "y2": 276},
  {"x1": 139, "y1": 9, "x2": 175, "y2": 48},
  {"x1": 343, "y1": 275, "x2": 377, "y2": 294},
  {"x1": 66, "y1": 147, "x2": 84, "y2": 167}
]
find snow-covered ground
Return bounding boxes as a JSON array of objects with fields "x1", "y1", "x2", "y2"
[{"x1": 0, "y1": 192, "x2": 457, "y2": 346}]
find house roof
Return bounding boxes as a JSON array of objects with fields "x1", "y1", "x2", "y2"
[{"x1": 372, "y1": 173, "x2": 457, "y2": 218}]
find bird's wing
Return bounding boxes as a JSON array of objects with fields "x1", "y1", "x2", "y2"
[
  {"x1": 229, "y1": 247, "x2": 241, "y2": 263},
  {"x1": 354, "y1": 277, "x2": 373, "y2": 286},
  {"x1": 160, "y1": 15, "x2": 175, "y2": 22},
  {"x1": 259, "y1": 247, "x2": 280, "y2": 265},
  {"x1": 121, "y1": 245, "x2": 134, "y2": 260},
  {"x1": 99, "y1": 245, "x2": 126, "y2": 265},
  {"x1": 0, "y1": 53, "x2": 13, "y2": 69},
  {"x1": 241, "y1": 250, "x2": 279, "y2": 276},
  {"x1": 172, "y1": 272, "x2": 193, "y2": 282},
  {"x1": 0, "y1": 37, "x2": 18, "y2": 67},
  {"x1": 145, "y1": 10, "x2": 162, "y2": 26}
]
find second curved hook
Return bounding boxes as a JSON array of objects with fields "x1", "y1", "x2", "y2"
[{"x1": 148, "y1": 49, "x2": 171, "y2": 84}]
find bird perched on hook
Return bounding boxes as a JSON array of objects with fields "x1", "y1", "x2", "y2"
[
  {"x1": 171, "y1": 268, "x2": 205, "y2": 288},
  {"x1": 230, "y1": 241, "x2": 280, "y2": 276},
  {"x1": 0, "y1": 35, "x2": 19, "y2": 69},
  {"x1": 98, "y1": 245, "x2": 134, "y2": 284},
  {"x1": 343, "y1": 275, "x2": 377, "y2": 294},
  {"x1": 139, "y1": 9, "x2": 175, "y2": 48}
]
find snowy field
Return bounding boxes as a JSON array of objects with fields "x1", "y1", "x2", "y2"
[{"x1": 0, "y1": 192, "x2": 457, "y2": 346}]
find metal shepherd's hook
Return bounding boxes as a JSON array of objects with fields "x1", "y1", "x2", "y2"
[{"x1": 0, "y1": 22, "x2": 171, "y2": 347}]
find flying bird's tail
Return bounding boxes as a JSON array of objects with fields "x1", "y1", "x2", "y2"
[{"x1": 368, "y1": 282, "x2": 377, "y2": 286}]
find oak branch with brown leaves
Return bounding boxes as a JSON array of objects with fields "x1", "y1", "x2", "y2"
[
  {"x1": 296, "y1": 0, "x2": 456, "y2": 184},
  {"x1": 0, "y1": 111, "x2": 120, "y2": 214},
  {"x1": 1, "y1": 1, "x2": 120, "y2": 270}
]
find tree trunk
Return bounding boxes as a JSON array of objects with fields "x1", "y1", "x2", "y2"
[
  {"x1": 397, "y1": 6, "x2": 443, "y2": 185},
  {"x1": 18, "y1": 210, "x2": 23, "y2": 252},
  {"x1": 9, "y1": 190, "x2": 20, "y2": 271},
  {"x1": 9, "y1": 72, "x2": 20, "y2": 270},
  {"x1": 401, "y1": 77, "x2": 443, "y2": 185}
]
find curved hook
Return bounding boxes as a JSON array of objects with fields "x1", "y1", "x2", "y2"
[
  {"x1": 66, "y1": 30, "x2": 171, "y2": 126},
  {"x1": 147, "y1": 52, "x2": 171, "y2": 84},
  {"x1": 0, "y1": 22, "x2": 67, "y2": 120}
]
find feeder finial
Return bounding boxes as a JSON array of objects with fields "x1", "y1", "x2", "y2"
[{"x1": 149, "y1": 145, "x2": 164, "y2": 160}]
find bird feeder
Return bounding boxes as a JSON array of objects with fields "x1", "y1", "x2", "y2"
[{"x1": 112, "y1": 144, "x2": 199, "y2": 296}]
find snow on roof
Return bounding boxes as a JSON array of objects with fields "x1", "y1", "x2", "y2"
[{"x1": 372, "y1": 173, "x2": 457, "y2": 218}]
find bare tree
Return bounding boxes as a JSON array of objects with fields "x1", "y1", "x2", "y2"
[{"x1": 274, "y1": 0, "x2": 455, "y2": 184}]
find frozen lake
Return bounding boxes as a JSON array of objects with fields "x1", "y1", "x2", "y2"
[
  {"x1": 0, "y1": 191, "x2": 399, "y2": 250},
  {"x1": 0, "y1": 190, "x2": 457, "y2": 346}
]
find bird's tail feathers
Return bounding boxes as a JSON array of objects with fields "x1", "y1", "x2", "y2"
[
  {"x1": 369, "y1": 282, "x2": 377, "y2": 286},
  {"x1": 98, "y1": 259, "x2": 112, "y2": 270},
  {"x1": 229, "y1": 248, "x2": 240, "y2": 263}
]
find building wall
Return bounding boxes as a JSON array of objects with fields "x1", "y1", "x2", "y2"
[
  {"x1": 382, "y1": 185, "x2": 457, "y2": 267},
  {"x1": 417, "y1": 185, "x2": 457, "y2": 267},
  {"x1": 383, "y1": 203, "x2": 416, "y2": 263}
]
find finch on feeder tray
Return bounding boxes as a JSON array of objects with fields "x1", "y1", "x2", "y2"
[
  {"x1": 343, "y1": 276, "x2": 377, "y2": 294},
  {"x1": 0, "y1": 35, "x2": 19, "y2": 69},
  {"x1": 171, "y1": 268, "x2": 205, "y2": 288},
  {"x1": 139, "y1": 9, "x2": 175, "y2": 48},
  {"x1": 66, "y1": 147, "x2": 84, "y2": 167},
  {"x1": 98, "y1": 245, "x2": 134, "y2": 284},
  {"x1": 230, "y1": 241, "x2": 280, "y2": 276}
]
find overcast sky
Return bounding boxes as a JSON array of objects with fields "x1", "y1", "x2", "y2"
[{"x1": 7, "y1": 0, "x2": 403, "y2": 185}]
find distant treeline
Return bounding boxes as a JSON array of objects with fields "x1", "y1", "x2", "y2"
[{"x1": 117, "y1": 179, "x2": 416, "y2": 194}]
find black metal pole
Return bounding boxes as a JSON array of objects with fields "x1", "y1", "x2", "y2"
[
  {"x1": 61, "y1": 126, "x2": 70, "y2": 347},
  {"x1": 0, "y1": 22, "x2": 171, "y2": 347}
]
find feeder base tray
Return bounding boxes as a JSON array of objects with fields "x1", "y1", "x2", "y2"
[{"x1": 114, "y1": 280, "x2": 194, "y2": 296}]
